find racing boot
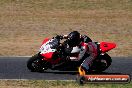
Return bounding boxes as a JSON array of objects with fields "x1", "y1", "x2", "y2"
[{"x1": 78, "y1": 66, "x2": 87, "y2": 76}]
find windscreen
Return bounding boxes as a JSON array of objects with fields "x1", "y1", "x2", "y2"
[{"x1": 48, "y1": 38, "x2": 59, "y2": 49}]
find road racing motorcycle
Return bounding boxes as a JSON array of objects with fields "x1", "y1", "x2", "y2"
[{"x1": 27, "y1": 37, "x2": 116, "y2": 73}]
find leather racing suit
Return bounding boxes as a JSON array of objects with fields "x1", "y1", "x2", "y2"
[{"x1": 56, "y1": 34, "x2": 98, "y2": 75}]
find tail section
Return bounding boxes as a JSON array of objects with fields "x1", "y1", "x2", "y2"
[{"x1": 100, "y1": 42, "x2": 116, "y2": 53}]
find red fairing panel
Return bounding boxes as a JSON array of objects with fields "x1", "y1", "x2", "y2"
[
  {"x1": 41, "y1": 52, "x2": 54, "y2": 60},
  {"x1": 100, "y1": 42, "x2": 116, "y2": 53},
  {"x1": 41, "y1": 38, "x2": 49, "y2": 45},
  {"x1": 41, "y1": 52, "x2": 61, "y2": 64},
  {"x1": 81, "y1": 42, "x2": 88, "y2": 50}
]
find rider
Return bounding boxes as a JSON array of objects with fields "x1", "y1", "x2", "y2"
[{"x1": 55, "y1": 31, "x2": 98, "y2": 75}]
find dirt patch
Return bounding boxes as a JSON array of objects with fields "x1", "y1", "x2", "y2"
[{"x1": 0, "y1": 1, "x2": 132, "y2": 56}]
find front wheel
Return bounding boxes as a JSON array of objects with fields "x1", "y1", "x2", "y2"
[{"x1": 27, "y1": 54, "x2": 47, "y2": 72}]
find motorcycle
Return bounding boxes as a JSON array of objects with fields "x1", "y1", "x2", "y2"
[{"x1": 27, "y1": 37, "x2": 116, "y2": 73}]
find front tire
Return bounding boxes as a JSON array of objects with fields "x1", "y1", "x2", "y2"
[{"x1": 27, "y1": 54, "x2": 44, "y2": 72}]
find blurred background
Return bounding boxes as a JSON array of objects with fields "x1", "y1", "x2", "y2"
[{"x1": 0, "y1": 0, "x2": 131, "y2": 56}]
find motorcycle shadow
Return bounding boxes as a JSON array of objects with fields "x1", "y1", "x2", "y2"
[
  {"x1": 38, "y1": 66, "x2": 79, "y2": 75},
  {"x1": 38, "y1": 70, "x2": 125, "y2": 75},
  {"x1": 88, "y1": 72, "x2": 127, "y2": 75},
  {"x1": 39, "y1": 70, "x2": 78, "y2": 75}
]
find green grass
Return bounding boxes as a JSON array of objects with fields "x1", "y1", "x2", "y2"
[{"x1": 0, "y1": 80, "x2": 132, "y2": 88}]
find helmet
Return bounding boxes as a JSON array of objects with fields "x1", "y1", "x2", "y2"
[{"x1": 67, "y1": 31, "x2": 80, "y2": 46}]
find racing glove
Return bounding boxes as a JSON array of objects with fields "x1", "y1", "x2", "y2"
[{"x1": 55, "y1": 35, "x2": 63, "y2": 40}]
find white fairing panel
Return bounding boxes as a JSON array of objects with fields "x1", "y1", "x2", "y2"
[
  {"x1": 71, "y1": 46, "x2": 80, "y2": 53},
  {"x1": 39, "y1": 39, "x2": 56, "y2": 54},
  {"x1": 70, "y1": 46, "x2": 87, "y2": 61}
]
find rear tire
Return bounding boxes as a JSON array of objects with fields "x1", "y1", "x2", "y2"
[{"x1": 90, "y1": 53, "x2": 112, "y2": 73}]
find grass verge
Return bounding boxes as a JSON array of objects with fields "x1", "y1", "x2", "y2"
[{"x1": 0, "y1": 80, "x2": 132, "y2": 88}]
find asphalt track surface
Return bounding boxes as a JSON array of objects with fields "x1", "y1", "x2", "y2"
[{"x1": 0, "y1": 57, "x2": 132, "y2": 80}]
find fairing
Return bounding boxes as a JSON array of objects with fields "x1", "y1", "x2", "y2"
[
  {"x1": 40, "y1": 38, "x2": 60, "y2": 64},
  {"x1": 100, "y1": 42, "x2": 116, "y2": 53},
  {"x1": 41, "y1": 38, "x2": 49, "y2": 45}
]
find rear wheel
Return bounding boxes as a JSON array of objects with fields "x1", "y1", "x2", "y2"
[
  {"x1": 27, "y1": 54, "x2": 48, "y2": 72},
  {"x1": 90, "y1": 53, "x2": 112, "y2": 73}
]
